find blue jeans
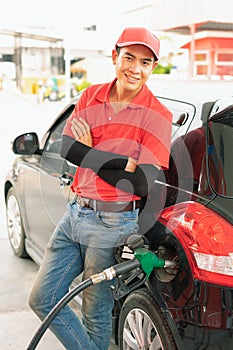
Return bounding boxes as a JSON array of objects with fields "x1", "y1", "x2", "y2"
[{"x1": 29, "y1": 199, "x2": 139, "y2": 350}]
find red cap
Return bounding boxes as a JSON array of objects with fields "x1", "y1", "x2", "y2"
[{"x1": 115, "y1": 27, "x2": 160, "y2": 61}]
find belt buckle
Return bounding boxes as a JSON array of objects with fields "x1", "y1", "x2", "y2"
[{"x1": 77, "y1": 196, "x2": 88, "y2": 207}]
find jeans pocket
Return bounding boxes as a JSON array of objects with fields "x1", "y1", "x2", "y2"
[
  {"x1": 96, "y1": 211, "x2": 124, "y2": 228},
  {"x1": 96, "y1": 210, "x2": 139, "y2": 230}
]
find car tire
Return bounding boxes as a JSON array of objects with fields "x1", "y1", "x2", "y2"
[
  {"x1": 118, "y1": 288, "x2": 177, "y2": 350},
  {"x1": 6, "y1": 187, "x2": 28, "y2": 258}
]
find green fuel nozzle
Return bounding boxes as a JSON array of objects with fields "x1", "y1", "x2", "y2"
[
  {"x1": 91, "y1": 246, "x2": 177, "y2": 284},
  {"x1": 134, "y1": 247, "x2": 165, "y2": 278}
]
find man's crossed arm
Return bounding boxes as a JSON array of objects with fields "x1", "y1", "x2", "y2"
[{"x1": 60, "y1": 135, "x2": 159, "y2": 197}]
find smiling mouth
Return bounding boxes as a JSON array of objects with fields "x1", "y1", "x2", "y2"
[{"x1": 125, "y1": 74, "x2": 139, "y2": 83}]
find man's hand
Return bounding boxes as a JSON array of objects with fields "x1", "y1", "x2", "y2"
[
  {"x1": 125, "y1": 157, "x2": 137, "y2": 172},
  {"x1": 71, "y1": 118, "x2": 93, "y2": 147}
]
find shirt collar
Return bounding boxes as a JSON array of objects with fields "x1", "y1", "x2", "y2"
[
  {"x1": 95, "y1": 78, "x2": 148, "y2": 110},
  {"x1": 95, "y1": 78, "x2": 117, "y2": 103}
]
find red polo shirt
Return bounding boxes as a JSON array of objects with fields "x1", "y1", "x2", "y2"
[{"x1": 63, "y1": 79, "x2": 172, "y2": 201}]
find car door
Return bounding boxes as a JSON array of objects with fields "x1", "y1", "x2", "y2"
[{"x1": 23, "y1": 109, "x2": 76, "y2": 260}]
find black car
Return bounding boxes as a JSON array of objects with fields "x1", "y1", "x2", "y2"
[{"x1": 4, "y1": 90, "x2": 233, "y2": 350}]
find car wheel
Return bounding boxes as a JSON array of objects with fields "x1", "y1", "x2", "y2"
[
  {"x1": 118, "y1": 288, "x2": 177, "y2": 350},
  {"x1": 6, "y1": 188, "x2": 28, "y2": 258}
]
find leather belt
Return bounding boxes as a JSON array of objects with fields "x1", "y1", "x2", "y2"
[{"x1": 75, "y1": 195, "x2": 141, "y2": 212}]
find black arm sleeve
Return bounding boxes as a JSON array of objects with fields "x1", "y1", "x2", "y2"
[
  {"x1": 97, "y1": 164, "x2": 159, "y2": 197},
  {"x1": 60, "y1": 135, "x2": 128, "y2": 170},
  {"x1": 61, "y1": 136, "x2": 159, "y2": 197}
]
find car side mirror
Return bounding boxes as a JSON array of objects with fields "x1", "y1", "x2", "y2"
[{"x1": 12, "y1": 132, "x2": 39, "y2": 155}]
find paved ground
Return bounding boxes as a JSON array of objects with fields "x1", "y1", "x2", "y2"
[{"x1": 0, "y1": 235, "x2": 66, "y2": 349}]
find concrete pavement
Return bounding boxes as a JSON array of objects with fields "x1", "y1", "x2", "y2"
[{"x1": 0, "y1": 236, "x2": 66, "y2": 349}]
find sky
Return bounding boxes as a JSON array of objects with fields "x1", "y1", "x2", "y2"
[
  {"x1": 0, "y1": 0, "x2": 130, "y2": 31},
  {"x1": 1, "y1": 0, "x2": 232, "y2": 54},
  {"x1": 1, "y1": 0, "x2": 233, "y2": 34},
  {"x1": 0, "y1": 0, "x2": 158, "y2": 55}
]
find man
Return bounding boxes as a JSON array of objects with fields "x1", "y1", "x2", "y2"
[{"x1": 29, "y1": 27, "x2": 172, "y2": 349}]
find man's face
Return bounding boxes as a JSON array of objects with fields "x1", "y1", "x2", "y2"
[{"x1": 112, "y1": 44, "x2": 158, "y2": 92}]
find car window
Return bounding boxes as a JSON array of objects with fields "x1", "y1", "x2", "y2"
[
  {"x1": 45, "y1": 119, "x2": 66, "y2": 154},
  {"x1": 157, "y1": 96, "x2": 196, "y2": 141},
  {"x1": 43, "y1": 102, "x2": 76, "y2": 155},
  {"x1": 41, "y1": 117, "x2": 69, "y2": 181},
  {"x1": 41, "y1": 105, "x2": 76, "y2": 180}
]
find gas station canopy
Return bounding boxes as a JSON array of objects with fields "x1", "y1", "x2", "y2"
[
  {"x1": 0, "y1": 28, "x2": 63, "y2": 43},
  {"x1": 162, "y1": 20, "x2": 233, "y2": 35}
]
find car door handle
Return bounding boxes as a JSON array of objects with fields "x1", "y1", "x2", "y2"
[{"x1": 59, "y1": 173, "x2": 73, "y2": 188}]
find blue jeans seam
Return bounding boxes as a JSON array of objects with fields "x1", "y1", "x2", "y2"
[
  {"x1": 58, "y1": 314, "x2": 89, "y2": 350},
  {"x1": 51, "y1": 254, "x2": 80, "y2": 307}
]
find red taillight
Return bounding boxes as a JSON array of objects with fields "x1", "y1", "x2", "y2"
[{"x1": 160, "y1": 201, "x2": 233, "y2": 287}]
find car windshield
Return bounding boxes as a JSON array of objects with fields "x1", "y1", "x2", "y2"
[{"x1": 208, "y1": 105, "x2": 233, "y2": 197}]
